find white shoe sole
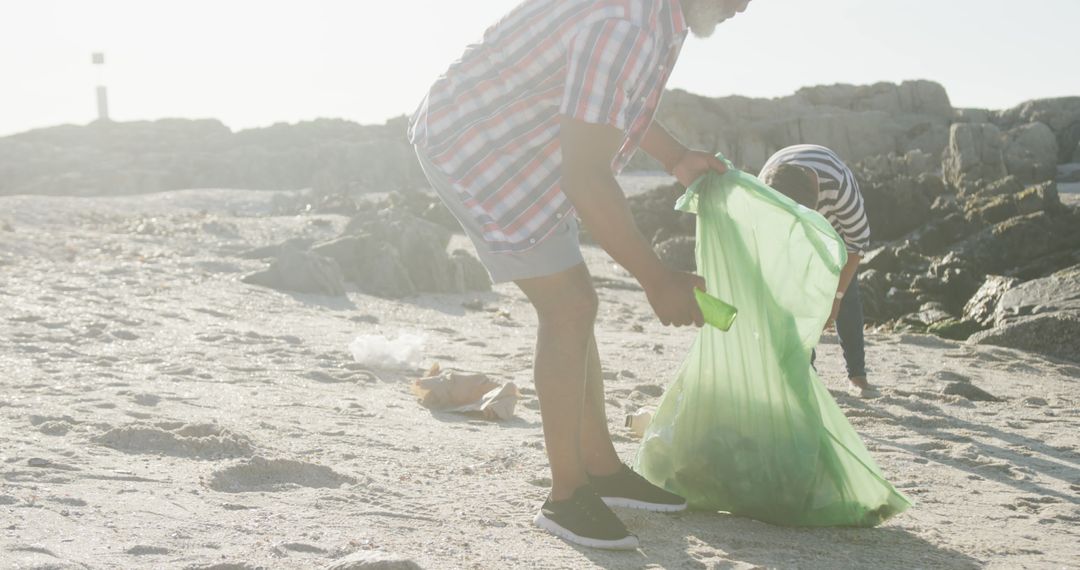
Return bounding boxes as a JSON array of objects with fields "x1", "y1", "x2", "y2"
[
  {"x1": 533, "y1": 513, "x2": 640, "y2": 550},
  {"x1": 601, "y1": 496, "x2": 688, "y2": 512}
]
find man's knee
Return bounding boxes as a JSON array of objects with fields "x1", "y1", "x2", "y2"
[
  {"x1": 536, "y1": 284, "x2": 598, "y2": 327},
  {"x1": 517, "y1": 264, "x2": 598, "y2": 328}
]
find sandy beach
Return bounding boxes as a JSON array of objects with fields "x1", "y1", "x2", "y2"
[{"x1": 1, "y1": 188, "x2": 1078, "y2": 569}]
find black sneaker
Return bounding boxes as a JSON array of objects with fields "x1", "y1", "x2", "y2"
[
  {"x1": 534, "y1": 485, "x2": 639, "y2": 550},
  {"x1": 589, "y1": 464, "x2": 688, "y2": 512}
]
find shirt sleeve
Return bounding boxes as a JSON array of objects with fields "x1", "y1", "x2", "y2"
[{"x1": 560, "y1": 19, "x2": 655, "y2": 131}]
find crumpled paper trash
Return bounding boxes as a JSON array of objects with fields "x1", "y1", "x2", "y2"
[{"x1": 411, "y1": 367, "x2": 519, "y2": 421}]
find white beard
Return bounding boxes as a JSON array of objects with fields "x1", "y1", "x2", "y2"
[{"x1": 681, "y1": 0, "x2": 734, "y2": 38}]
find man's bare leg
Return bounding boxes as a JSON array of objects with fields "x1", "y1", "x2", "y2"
[
  {"x1": 516, "y1": 263, "x2": 602, "y2": 501},
  {"x1": 581, "y1": 332, "x2": 622, "y2": 477}
]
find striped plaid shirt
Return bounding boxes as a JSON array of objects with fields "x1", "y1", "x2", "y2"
[
  {"x1": 408, "y1": 0, "x2": 688, "y2": 253},
  {"x1": 760, "y1": 144, "x2": 871, "y2": 255}
]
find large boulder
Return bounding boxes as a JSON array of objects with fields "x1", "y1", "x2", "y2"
[
  {"x1": 963, "y1": 275, "x2": 1020, "y2": 327},
  {"x1": 1003, "y1": 122, "x2": 1059, "y2": 184},
  {"x1": 969, "y1": 312, "x2": 1080, "y2": 363},
  {"x1": 997, "y1": 97, "x2": 1080, "y2": 163},
  {"x1": 961, "y1": 254, "x2": 1080, "y2": 360},
  {"x1": 313, "y1": 235, "x2": 416, "y2": 298},
  {"x1": 242, "y1": 246, "x2": 347, "y2": 297},
  {"x1": 313, "y1": 211, "x2": 491, "y2": 298},
  {"x1": 942, "y1": 123, "x2": 1007, "y2": 192},
  {"x1": 953, "y1": 211, "x2": 1080, "y2": 276},
  {"x1": 992, "y1": 264, "x2": 1080, "y2": 325}
]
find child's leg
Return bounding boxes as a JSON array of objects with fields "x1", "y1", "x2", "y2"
[
  {"x1": 836, "y1": 279, "x2": 867, "y2": 379},
  {"x1": 516, "y1": 263, "x2": 599, "y2": 501}
]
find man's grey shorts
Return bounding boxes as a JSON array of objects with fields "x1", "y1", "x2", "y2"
[{"x1": 415, "y1": 148, "x2": 584, "y2": 284}]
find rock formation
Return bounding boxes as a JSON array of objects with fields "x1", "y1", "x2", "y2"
[{"x1": 4, "y1": 80, "x2": 1078, "y2": 359}]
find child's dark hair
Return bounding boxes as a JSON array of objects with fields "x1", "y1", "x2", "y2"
[{"x1": 761, "y1": 164, "x2": 818, "y2": 208}]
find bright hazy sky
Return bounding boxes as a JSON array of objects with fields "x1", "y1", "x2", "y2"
[{"x1": 2, "y1": 1, "x2": 1077, "y2": 136}]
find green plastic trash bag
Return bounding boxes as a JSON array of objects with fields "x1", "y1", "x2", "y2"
[{"x1": 635, "y1": 157, "x2": 912, "y2": 527}]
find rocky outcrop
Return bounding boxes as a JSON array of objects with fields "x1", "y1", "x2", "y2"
[
  {"x1": 0, "y1": 117, "x2": 426, "y2": 197},
  {"x1": 619, "y1": 87, "x2": 1080, "y2": 360},
  {"x1": 650, "y1": 80, "x2": 953, "y2": 172},
  {"x1": 4, "y1": 80, "x2": 1079, "y2": 362}
]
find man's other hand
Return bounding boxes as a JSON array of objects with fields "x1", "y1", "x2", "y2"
[
  {"x1": 643, "y1": 269, "x2": 706, "y2": 327},
  {"x1": 672, "y1": 150, "x2": 727, "y2": 188}
]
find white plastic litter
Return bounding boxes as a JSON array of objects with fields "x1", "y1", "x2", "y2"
[
  {"x1": 625, "y1": 407, "x2": 655, "y2": 438},
  {"x1": 348, "y1": 331, "x2": 427, "y2": 368}
]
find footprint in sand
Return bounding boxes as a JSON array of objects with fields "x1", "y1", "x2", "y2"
[
  {"x1": 302, "y1": 370, "x2": 377, "y2": 384},
  {"x1": 8, "y1": 315, "x2": 43, "y2": 323},
  {"x1": 935, "y1": 443, "x2": 1031, "y2": 480},
  {"x1": 110, "y1": 329, "x2": 140, "y2": 340},
  {"x1": 184, "y1": 564, "x2": 262, "y2": 570},
  {"x1": 192, "y1": 307, "x2": 233, "y2": 319},
  {"x1": 47, "y1": 496, "x2": 88, "y2": 509},
  {"x1": 94, "y1": 422, "x2": 255, "y2": 460},
  {"x1": 930, "y1": 370, "x2": 970, "y2": 383},
  {"x1": 132, "y1": 393, "x2": 161, "y2": 406},
  {"x1": 276, "y1": 542, "x2": 327, "y2": 555},
  {"x1": 207, "y1": 457, "x2": 354, "y2": 493},
  {"x1": 29, "y1": 414, "x2": 80, "y2": 436},
  {"x1": 125, "y1": 545, "x2": 171, "y2": 556},
  {"x1": 158, "y1": 363, "x2": 196, "y2": 376}
]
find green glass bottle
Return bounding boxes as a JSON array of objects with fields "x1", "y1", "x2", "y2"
[{"x1": 694, "y1": 289, "x2": 737, "y2": 331}]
